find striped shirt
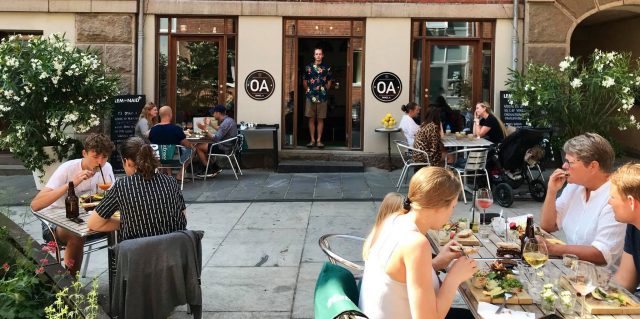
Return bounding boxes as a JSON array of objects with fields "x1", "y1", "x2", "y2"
[{"x1": 95, "y1": 172, "x2": 187, "y2": 241}]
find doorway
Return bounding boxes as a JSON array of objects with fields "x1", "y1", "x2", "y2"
[{"x1": 297, "y1": 38, "x2": 349, "y2": 148}]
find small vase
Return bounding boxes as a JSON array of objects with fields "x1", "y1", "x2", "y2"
[{"x1": 541, "y1": 299, "x2": 557, "y2": 314}]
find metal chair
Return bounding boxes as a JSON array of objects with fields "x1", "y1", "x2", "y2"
[
  {"x1": 318, "y1": 234, "x2": 365, "y2": 277},
  {"x1": 204, "y1": 134, "x2": 243, "y2": 180},
  {"x1": 152, "y1": 144, "x2": 194, "y2": 190},
  {"x1": 445, "y1": 147, "x2": 491, "y2": 203},
  {"x1": 394, "y1": 140, "x2": 431, "y2": 191}
]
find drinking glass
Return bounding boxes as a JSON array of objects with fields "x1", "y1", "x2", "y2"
[
  {"x1": 596, "y1": 267, "x2": 612, "y2": 291},
  {"x1": 523, "y1": 240, "x2": 549, "y2": 269},
  {"x1": 573, "y1": 260, "x2": 597, "y2": 318},
  {"x1": 474, "y1": 188, "x2": 492, "y2": 232},
  {"x1": 96, "y1": 173, "x2": 113, "y2": 196}
]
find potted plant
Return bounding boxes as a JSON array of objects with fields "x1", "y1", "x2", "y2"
[
  {"x1": 0, "y1": 33, "x2": 119, "y2": 188},
  {"x1": 507, "y1": 50, "x2": 640, "y2": 148}
]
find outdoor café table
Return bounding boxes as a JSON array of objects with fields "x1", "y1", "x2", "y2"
[
  {"x1": 426, "y1": 227, "x2": 639, "y2": 319},
  {"x1": 442, "y1": 134, "x2": 493, "y2": 149},
  {"x1": 375, "y1": 126, "x2": 402, "y2": 171}
]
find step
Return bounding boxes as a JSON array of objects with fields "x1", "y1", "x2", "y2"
[
  {"x1": 0, "y1": 165, "x2": 30, "y2": 176},
  {"x1": 277, "y1": 160, "x2": 364, "y2": 173},
  {"x1": 0, "y1": 153, "x2": 24, "y2": 166}
]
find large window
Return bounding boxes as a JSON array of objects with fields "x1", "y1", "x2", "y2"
[
  {"x1": 411, "y1": 21, "x2": 494, "y2": 121},
  {"x1": 156, "y1": 17, "x2": 237, "y2": 124}
]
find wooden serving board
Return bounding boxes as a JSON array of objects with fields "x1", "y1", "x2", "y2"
[
  {"x1": 559, "y1": 276, "x2": 640, "y2": 315},
  {"x1": 429, "y1": 230, "x2": 481, "y2": 246},
  {"x1": 465, "y1": 280, "x2": 533, "y2": 305}
]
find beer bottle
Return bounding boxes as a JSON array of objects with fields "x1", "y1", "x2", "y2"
[
  {"x1": 65, "y1": 181, "x2": 79, "y2": 219},
  {"x1": 520, "y1": 214, "x2": 536, "y2": 256}
]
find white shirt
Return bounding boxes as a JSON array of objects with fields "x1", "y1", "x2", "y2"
[
  {"x1": 359, "y1": 214, "x2": 439, "y2": 319},
  {"x1": 399, "y1": 114, "x2": 420, "y2": 146},
  {"x1": 44, "y1": 158, "x2": 114, "y2": 211},
  {"x1": 555, "y1": 181, "x2": 626, "y2": 265}
]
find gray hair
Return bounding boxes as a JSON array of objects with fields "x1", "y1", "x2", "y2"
[{"x1": 563, "y1": 133, "x2": 614, "y2": 172}]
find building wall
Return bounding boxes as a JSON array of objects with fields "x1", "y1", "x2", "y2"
[
  {"x1": 237, "y1": 16, "x2": 283, "y2": 149},
  {"x1": 0, "y1": 12, "x2": 75, "y2": 42},
  {"x1": 493, "y1": 18, "x2": 520, "y2": 117},
  {"x1": 363, "y1": 18, "x2": 411, "y2": 154},
  {"x1": 142, "y1": 15, "x2": 156, "y2": 100},
  {"x1": 571, "y1": 17, "x2": 640, "y2": 61}
]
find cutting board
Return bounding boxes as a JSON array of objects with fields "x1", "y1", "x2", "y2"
[
  {"x1": 559, "y1": 276, "x2": 640, "y2": 315},
  {"x1": 465, "y1": 280, "x2": 533, "y2": 305},
  {"x1": 429, "y1": 230, "x2": 481, "y2": 246}
]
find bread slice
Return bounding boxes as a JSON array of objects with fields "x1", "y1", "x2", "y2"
[{"x1": 457, "y1": 229, "x2": 473, "y2": 238}]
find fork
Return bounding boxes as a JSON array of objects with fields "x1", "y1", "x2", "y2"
[{"x1": 495, "y1": 292, "x2": 513, "y2": 314}]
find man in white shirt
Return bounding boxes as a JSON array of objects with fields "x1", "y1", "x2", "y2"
[
  {"x1": 539, "y1": 133, "x2": 625, "y2": 266},
  {"x1": 31, "y1": 133, "x2": 115, "y2": 275}
]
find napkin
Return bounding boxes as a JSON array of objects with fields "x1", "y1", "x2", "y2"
[
  {"x1": 477, "y1": 302, "x2": 535, "y2": 319},
  {"x1": 507, "y1": 215, "x2": 529, "y2": 226}
]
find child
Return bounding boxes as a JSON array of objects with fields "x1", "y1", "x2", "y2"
[{"x1": 362, "y1": 192, "x2": 405, "y2": 260}]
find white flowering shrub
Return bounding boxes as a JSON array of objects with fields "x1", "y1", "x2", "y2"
[
  {"x1": 507, "y1": 50, "x2": 640, "y2": 144},
  {"x1": 0, "y1": 33, "x2": 119, "y2": 173}
]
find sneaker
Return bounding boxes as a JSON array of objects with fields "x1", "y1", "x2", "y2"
[
  {"x1": 196, "y1": 169, "x2": 214, "y2": 178},
  {"x1": 316, "y1": 142, "x2": 325, "y2": 148},
  {"x1": 306, "y1": 141, "x2": 315, "y2": 148},
  {"x1": 210, "y1": 169, "x2": 223, "y2": 178}
]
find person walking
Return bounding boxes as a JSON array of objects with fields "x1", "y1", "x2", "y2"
[{"x1": 302, "y1": 47, "x2": 332, "y2": 148}]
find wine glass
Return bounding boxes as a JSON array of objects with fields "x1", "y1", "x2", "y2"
[
  {"x1": 573, "y1": 260, "x2": 597, "y2": 318},
  {"x1": 475, "y1": 188, "x2": 493, "y2": 231},
  {"x1": 523, "y1": 240, "x2": 549, "y2": 270}
]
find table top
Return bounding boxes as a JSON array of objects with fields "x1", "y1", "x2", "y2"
[
  {"x1": 426, "y1": 225, "x2": 638, "y2": 318},
  {"x1": 33, "y1": 208, "x2": 99, "y2": 238},
  {"x1": 375, "y1": 127, "x2": 402, "y2": 133},
  {"x1": 442, "y1": 134, "x2": 493, "y2": 148}
]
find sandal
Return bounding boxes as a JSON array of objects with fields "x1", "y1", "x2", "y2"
[
  {"x1": 306, "y1": 141, "x2": 315, "y2": 147},
  {"x1": 317, "y1": 142, "x2": 325, "y2": 148}
]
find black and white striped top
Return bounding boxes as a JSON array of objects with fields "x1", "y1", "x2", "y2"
[{"x1": 96, "y1": 173, "x2": 187, "y2": 241}]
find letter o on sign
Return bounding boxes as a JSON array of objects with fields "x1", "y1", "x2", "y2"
[
  {"x1": 371, "y1": 72, "x2": 402, "y2": 103},
  {"x1": 245, "y1": 70, "x2": 275, "y2": 101}
]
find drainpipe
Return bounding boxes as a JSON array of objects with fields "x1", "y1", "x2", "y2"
[
  {"x1": 512, "y1": 0, "x2": 519, "y2": 71},
  {"x1": 136, "y1": 0, "x2": 144, "y2": 94}
]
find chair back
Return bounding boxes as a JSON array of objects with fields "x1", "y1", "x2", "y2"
[
  {"x1": 233, "y1": 134, "x2": 244, "y2": 155},
  {"x1": 151, "y1": 144, "x2": 176, "y2": 163},
  {"x1": 394, "y1": 140, "x2": 430, "y2": 166},
  {"x1": 314, "y1": 262, "x2": 368, "y2": 319},
  {"x1": 464, "y1": 148, "x2": 489, "y2": 171}
]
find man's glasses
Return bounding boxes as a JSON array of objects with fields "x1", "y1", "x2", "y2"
[{"x1": 563, "y1": 159, "x2": 580, "y2": 168}]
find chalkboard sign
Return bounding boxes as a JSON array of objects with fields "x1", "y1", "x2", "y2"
[
  {"x1": 499, "y1": 90, "x2": 528, "y2": 128},
  {"x1": 110, "y1": 95, "x2": 145, "y2": 173}
]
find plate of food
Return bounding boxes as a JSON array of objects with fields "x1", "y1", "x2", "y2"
[
  {"x1": 432, "y1": 218, "x2": 481, "y2": 246},
  {"x1": 560, "y1": 276, "x2": 640, "y2": 314},
  {"x1": 496, "y1": 242, "x2": 521, "y2": 258},
  {"x1": 79, "y1": 194, "x2": 103, "y2": 211},
  {"x1": 467, "y1": 260, "x2": 532, "y2": 304},
  {"x1": 450, "y1": 245, "x2": 479, "y2": 255}
]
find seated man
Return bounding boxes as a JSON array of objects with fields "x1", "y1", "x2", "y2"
[
  {"x1": 539, "y1": 133, "x2": 625, "y2": 266},
  {"x1": 30, "y1": 133, "x2": 115, "y2": 275},
  {"x1": 609, "y1": 163, "x2": 640, "y2": 293},
  {"x1": 195, "y1": 104, "x2": 237, "y2": 178},
  {"x1": 149, "y1": 105, "x2": 193, "y2": 181}
]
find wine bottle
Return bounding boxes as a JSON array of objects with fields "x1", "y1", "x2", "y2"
[
  {"x1": 65, "y1": 181, "x2": 79, "y2": 219},
  {"x1": 520, "y1": 214, "x2": 535, "y2": 256}
]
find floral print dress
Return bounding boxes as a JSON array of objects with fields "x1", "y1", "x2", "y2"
[{"x1": 413, "y1": 122, "x2": 445, "y2": 167}]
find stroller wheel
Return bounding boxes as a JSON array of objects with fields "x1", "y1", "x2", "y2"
[
  {"x1": 529, "y1": 180, "x2": 546, "y2": 202},
  {"x1": 494, "y1": 183, "x2": 514, "y2": 208}
]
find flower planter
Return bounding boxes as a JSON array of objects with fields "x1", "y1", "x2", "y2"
[{"x1": 32, "y1": 146, "x2": 65, "y2": 190}]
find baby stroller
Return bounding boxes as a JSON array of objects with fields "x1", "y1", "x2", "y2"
[{"x1": 490, "y1": 127, "x2": 554, "y2": 207}]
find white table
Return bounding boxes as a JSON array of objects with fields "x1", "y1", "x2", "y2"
[{"x1": 443, "y1": 134, "x2": 493, "y2": 148}]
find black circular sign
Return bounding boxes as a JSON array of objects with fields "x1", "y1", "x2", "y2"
[
  {"x1": 245, "y1": 70, "x2": 275, "y2": 101},
  {"x1": 371, "y1": 72, "x2": 402, "y2": 103}
]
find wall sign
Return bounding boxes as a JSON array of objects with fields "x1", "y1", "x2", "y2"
[
  {"x1": 499, "y1": 90, "x2": 529, "y2": 128},
  {"x1": 110, "y1": 95, "x2": 145, "y2": 173},
  {"x1": 245, "y1": 70, "x2": 275, "y2": 101},
  {"x1": 371, "y1": 72, "x2": 402, "y2": 103}
]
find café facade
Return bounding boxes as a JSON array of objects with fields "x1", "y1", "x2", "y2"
[{"x1": 1, "y1": 0, "x2": 639, "y2": 161}]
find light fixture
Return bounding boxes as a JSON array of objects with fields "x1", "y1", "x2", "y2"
[
  {"x1": 213, "y1": 27, "x2": 217, "y2": 33},
  {"x1": 180, "y1": 24, "x2": 187, "y2": 32},
  {"x1": 315, "y1": 25, "x2": 319, "y2": 30},
  {"x1": 329, "y1": 26, "x2": 333, "y2": 30}
]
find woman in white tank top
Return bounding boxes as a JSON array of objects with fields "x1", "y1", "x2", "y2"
[{"x1": 359, "y1": 167, "x2": 477, "y2": 319}]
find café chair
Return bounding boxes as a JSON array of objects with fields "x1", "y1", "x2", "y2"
[
  {"x1": 394, "y1": 140, "x2": 431, "y2": 191},
  {"x1": 203, "y1": 134, "x2": 244, "y2": 180},
  {"x1": 39, "y1": 220, "x2": 108, "y2": 278},
  {"x1": 314, "y1": 262, "x2": 368, "y2": 319},
  {"x1": 445, "y1": 147, "x2": 490, "y2": 203},
  {"x1": 152, "y1": 144, "x2": 194, "y2": 190},
  {"x1": 319, "y1": 234, "x2": 365, "y2": 277}
]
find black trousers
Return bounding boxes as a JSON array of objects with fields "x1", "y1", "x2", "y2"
[{"x1": 446, "y1": 307, "x2": 474, "y2": 319}]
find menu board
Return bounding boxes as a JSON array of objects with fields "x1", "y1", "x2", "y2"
[
  {"x1": 110, "y1": 95, "x2": 145, "y2": 173},
  {"x1": 499, "y1": 90, "x2": 528, "y2": 128}
]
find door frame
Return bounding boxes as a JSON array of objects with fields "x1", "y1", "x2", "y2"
[
  {"x1": 167, "y1": 35, "x2": 226, "y2": 122},
  {"x1": 282, "y1": 18, "x2": 365, "y2": 150}
]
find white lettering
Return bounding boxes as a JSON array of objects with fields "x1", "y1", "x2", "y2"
[{"x1": 259, "y1": 80, "x2": 269, "y2": 92}]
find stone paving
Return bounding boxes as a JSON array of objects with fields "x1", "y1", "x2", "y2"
[{"x1": 1, "y1": 168, "x2": 555, "y2": 318}]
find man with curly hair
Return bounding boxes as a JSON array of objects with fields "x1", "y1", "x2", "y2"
[{"x1": 31, "y1": 133, "x2": 115, "y2": 275}]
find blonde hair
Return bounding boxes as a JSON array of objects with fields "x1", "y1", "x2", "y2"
[
  {"x1": 400, "y1": 166, "x2": 461, "y2": 213},
  {"x1": 610, "y1": 163, "x2": 640, "y2": 201},
  {"x1": 362, "y1": 192, "x2": 404, "y2": 260},
  {"x1": 477, "y1": 101, "x2": 507, "y2": 138},
  {"x1": 139, "y1": 102, "x2": 158, "y2": 126}
]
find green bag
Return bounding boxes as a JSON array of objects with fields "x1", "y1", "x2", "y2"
[{"x1": 314, "y1": 262, "x2": 368, "y2": 319}]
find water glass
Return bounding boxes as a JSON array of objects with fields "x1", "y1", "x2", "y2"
[
  {"x1": 491, "y1": 217, "x2": 506, "y2": 236},
  {"x1": 563, "y1": 253, "x2": 579, "y2": 269},
  {"x1": 558, "y1": 290, "x2": 577, "y2": 315}
]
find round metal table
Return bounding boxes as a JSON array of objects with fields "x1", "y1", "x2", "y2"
[{"x1": 375, "y1": 127, "x2": 402, "y2": 171}]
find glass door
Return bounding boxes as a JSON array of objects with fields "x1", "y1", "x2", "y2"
[
  {"x1": 426, "y1": 43, "x2": 474, "y2": 111},
  {"x1": 169, "y1": 37, "x2": 223, "y2": 125}
]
